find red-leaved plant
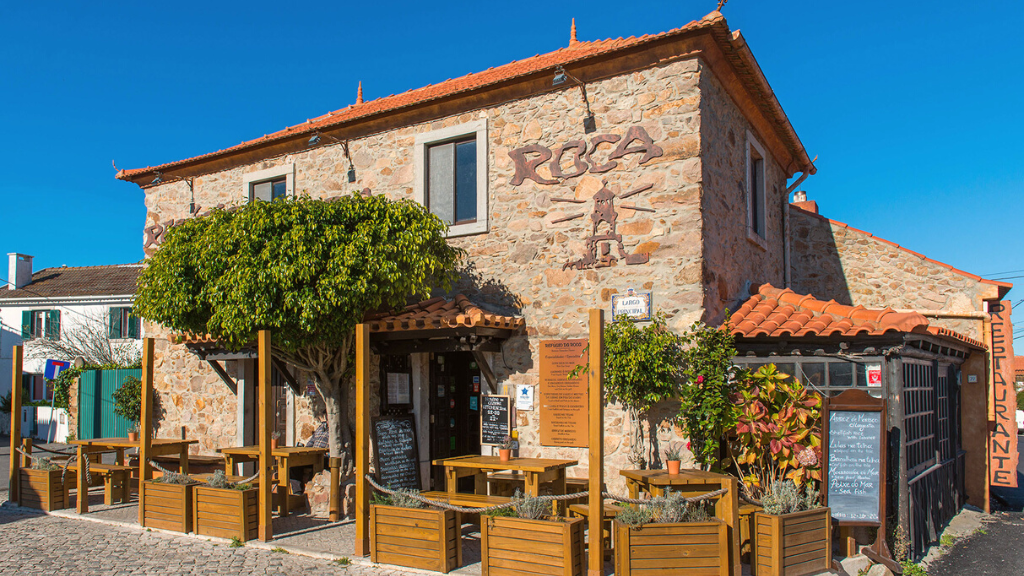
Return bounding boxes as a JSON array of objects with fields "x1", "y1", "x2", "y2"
[{"x1": 730, "y1": 364, "x2": 823, "y2": 500}]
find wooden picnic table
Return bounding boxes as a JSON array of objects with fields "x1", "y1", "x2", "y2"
[
  {"x1": 70, "y1": 437, "x2": 197, "y2": 514},
  {"x1": 218, "y1": 445, "x2": 328, "y2": 516},
  {"x1": 620, "y1": 468, "x2": 741, "y2": 576},
  {"x1": 432, "y1": 455, "x2": 577, "y2": 513}
]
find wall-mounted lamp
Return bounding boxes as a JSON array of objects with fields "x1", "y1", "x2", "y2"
[
  {"x1": 552, "y1": 65, "x2": 596, "y2": 134},
  {"x1": 309, "y1": 131, "x2": 357, "y2": 183},
  {"x1": 152, "y1": 172, "x2": 163, "y2": 184},
  {"x1": 149, "y1": 172, "x2": 196, "y2": 213}
]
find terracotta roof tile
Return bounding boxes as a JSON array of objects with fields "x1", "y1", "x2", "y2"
[
  {"x1": 732, "y1": 284, "x2": 985, "y2": 349},
  {"x1": 118, "y1": 10, "x2": 814, "y2": 183},
  {"x1": 0, "y1": 264, "x2": 142, "y2": 300},
  {"x1": 792, "y1": 205, "x2": 1013, "y2": 290},
  {"x1": 170, "y1": 294, "x2": 524, "y2": 345}
]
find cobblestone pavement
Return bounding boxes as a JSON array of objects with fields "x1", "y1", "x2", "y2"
[{"x1": 0, "y1": 498, "x2": 427, "y2": 576}]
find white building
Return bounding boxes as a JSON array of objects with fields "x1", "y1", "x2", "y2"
[{"x1": 0, "y1": 253, "x2": 143, "y2": 432}]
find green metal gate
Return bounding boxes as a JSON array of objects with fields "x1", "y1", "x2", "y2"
[{"x1": 78, "y1": 369, "x2": 140, "y2": 439}]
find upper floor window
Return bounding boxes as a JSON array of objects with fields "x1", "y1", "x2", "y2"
[
  {"x1": 21, "y1": 309, "x2": 59, "y2": 340},
  {"x1": 251, "y1": 177, "x2": 287, "y2": 203},
  {"x1": 108, "y1": 307, "x2": 140, "y2": 339},
  {"x1": 415, "y1": 120, "x2": 488, "y2": 237},
  {"x1": 746, "y1": 132, "x2": 767, "y2": 241},
  {"x1": 242, "y1": 164, "x2": 295, "y2": 203}
]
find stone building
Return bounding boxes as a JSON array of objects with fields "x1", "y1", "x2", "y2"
[{"x1": 116, "y1": 9, "x2": 816, "y2": 493}]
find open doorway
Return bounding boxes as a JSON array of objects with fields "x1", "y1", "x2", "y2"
[{"x1": 428, "y1": 352, "x2": 482, "y2": 490}]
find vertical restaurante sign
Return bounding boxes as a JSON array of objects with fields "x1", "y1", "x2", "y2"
[
  {"x1": 540, "y1": 339, "x2": 589, "y2": 447},
  {"x1": 990, "y1": 300, "x2": 1018, "y2": 487}
]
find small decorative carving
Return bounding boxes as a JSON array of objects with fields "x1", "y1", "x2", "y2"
[{"x1": 553, "y1": 180, "x2": 655, "y2": 270}]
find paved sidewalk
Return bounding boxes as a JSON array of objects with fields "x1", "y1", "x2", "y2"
[
  {"x1": 0, "y1": 494, "x2": 442, "y2": 576},
  {"x1": 928, "y1": 512, "x2": 1024, "y2": 576}
]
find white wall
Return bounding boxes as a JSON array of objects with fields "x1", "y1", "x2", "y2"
[{"x1": 0, "y1": 296, "x2": 143, "y2": 403}]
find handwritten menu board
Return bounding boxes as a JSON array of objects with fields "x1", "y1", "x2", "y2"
[
  {"x1": 480, "y1": 395, "x2": 511, "y2": 446},
  {"x1": 827, "y1": 410, "x2": 882, "y2": 523},
  {"x1": 371, "y1": 415, "x2": 421, "y2": 490},
  {"x1": 539, "y1": 339, "x2": 589, "y2": 447}
]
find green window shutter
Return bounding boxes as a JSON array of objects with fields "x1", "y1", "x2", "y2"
[
  {"x1": 45, "y1": 310, "x2": 60, "y2": 340},
  {"x1": 21, "y1": 310, "x2": 31, "y2": 339},
  {"x1": 109, "y1": 307, "x2": 122, "y2": 339},
  {"x1": 126, "y1": 313, "x2": 140, "y2": 339}
]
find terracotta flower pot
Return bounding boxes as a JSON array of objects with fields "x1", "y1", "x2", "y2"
[
  {"x1": 271, "y1": 439, "x2": 279, "y2": 450},
  {"x1": 127, "y1": 432, "x2": 138, "y2": 442},
  {"x1": 667, "y1": 460, "x2": 681, "y2": 475},
  {"x1": 498, "y1": 448, "x2": 511, "y2": 462}
]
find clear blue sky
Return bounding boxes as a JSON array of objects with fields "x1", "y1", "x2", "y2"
[{"x1": 1, "y1": 1, "x2": 1022, "y2": 336}]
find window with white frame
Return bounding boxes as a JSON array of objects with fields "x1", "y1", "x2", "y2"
[
  {"x1": 746, "y1": 132, "x2": 767, "y2": 240},
  {"x1": 243, "y1": 164, "x2": 295, "y2": 203},
  {"x1": 414, "y1": 120, "x2": 488, "y2": 236}
]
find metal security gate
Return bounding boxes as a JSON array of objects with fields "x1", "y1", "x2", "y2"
[
  {"x1": 78, "y1": 369, "x2": 140, "y2": 439},
  {"x1": 904, "y1": 360, "x2": 966, "y2": 559}
]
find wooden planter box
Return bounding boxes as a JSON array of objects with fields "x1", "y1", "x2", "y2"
[
  {"x1": 19, "y1": 468, "x2": 74, "y2": 511},
  {"x1": 370, "y1": 504, "x2": 461, "y2": 573},
  {"x1": 142, "y1": 480, "x2": 199, "y2": 533},
  {"x1": 482, "y1": 515, "x2": 584, "y2": 576},
  {"x1": 753, "y1": 507, "x2": 831, "y2": 576},
  {"x1": 192, "y1": 485, "x2": 259, "y2": 542},
  {"x1": 614, "y1": 518, "x2": 730, "y2": 576}
]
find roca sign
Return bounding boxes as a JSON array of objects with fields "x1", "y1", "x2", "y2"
[{"x1": 508, "y1": 126, "x2": 663, "y2": 186}]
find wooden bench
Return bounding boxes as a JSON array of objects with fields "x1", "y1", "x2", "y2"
[
  {"x1": 420, "y1": 491, "x2": 512, "y2": 508},
  {"x1": 67, "y1": 463, "x2": 134, "y2": 505},
  {"x1": 568, "y1": 503, "x2": 620, "y2": 558}
]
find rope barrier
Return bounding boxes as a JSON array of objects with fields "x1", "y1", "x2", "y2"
[
  {"x1": 147, "y1": 458, "x2": 263, "y2": 487},
  {"x1": 364, "y1": 475, "x2": 729, "y2": 514},
  {"x1": 15, "y1": 446, "x2": 90, "y2": 485}
]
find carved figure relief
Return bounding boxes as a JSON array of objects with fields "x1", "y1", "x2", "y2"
[{"x1": 552, "y1": 181, "x2": 655, "y2": 270}]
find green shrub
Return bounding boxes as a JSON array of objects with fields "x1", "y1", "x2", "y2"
[
  {"x1": 762, "y1": 480, "x2": 820, "y2": 515},
  {"x1": 156, "y1": 471, "x2": 193, "y2": 485},
  {"x1": 511, "y1": 490, "x2": 549, "y2": 520},
  {"x1": 615, "y1": 505, "x2": 655, "y2": 529},
  {"x1": 31, "y1": 458, "x2": 59, "y2": 471},
  {"x1": 112, "y1": 376, "x2": 142, "y2": 427},
  {"x1": 388, "y1": 488, "x2": 425, "y2": 509}
]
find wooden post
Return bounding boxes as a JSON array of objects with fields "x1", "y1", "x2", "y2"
[
  {"x1": 8, "y1": 345, "x2": 22, "y2": 504},
  {"x1": 258, "y1": 330, "x2": 273, "y2": 541},
  {"x1": 329, "y1": 456, "x2": 342, "y2": 522},
  {"x1": 587, "y1": 309, "x2": 604, "y2": 576},
  {"x1": 21, "y1": 438, "x2": 32, "y2": 469},
  {"x1": 138, "y1": 337, "x2": 155, "y2": 525},
  {"x1": 354, "y1": 323, "x2": 371, "y2": 556}
]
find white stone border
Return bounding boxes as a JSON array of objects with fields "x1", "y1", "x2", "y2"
[
  {"x1": 242, "y1": 163, "x2": 295, "y2": 202},
  {"x1": 745, "y1": 130, "x2": 768, "y2": 248},
  {"x1": 413, "y1": 119, "x2": 489, "y2": 237}
]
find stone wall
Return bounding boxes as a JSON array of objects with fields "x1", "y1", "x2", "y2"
[
  {"x1": 790, "y1": 208, "x2": 996, "y2": 339},
  {"x1": 142, "y1": 54, "x2": 788, "y2": 492},
  {"x1": 699, "y1": 65, "x2": 788, "y2": 324}
]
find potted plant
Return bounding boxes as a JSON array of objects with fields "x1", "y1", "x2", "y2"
[
  {"x1": 19, "y1": 457, "x2": 74, "y2": 511},
  {"x1": 481, "y1": 491, "x2": 584, "y2": 576},
  {"x1": 112, "y1": 375, "x2": 142, "y2": 441},
  {"x1": 271, "y1": 431, "x2": 281, "y2": 450},
  {"x1": 192, "y1": 470, "x2": 259, "y2": 542},
  {"x1": 142, "y1": 470, "x2": 199, "y2": 533},
  {"x1": 730, "y1": 364, "x2": 830, "y2": 576},
  {"x1": 665, "y1": 446, "x2": 682, "y2": 475},
  {"x1": 498, "y1": 435, "x2": 513, "y2": 462},
  {"x1": 614, "y1": 492, "x2": 730, "y2": 576},
  {"x1": 370, "y1": 488, "x2": 461, "y2": 573}
]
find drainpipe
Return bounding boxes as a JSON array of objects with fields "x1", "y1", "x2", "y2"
[
  {"x1": 783, "y1": 193, "x2": 791, "y2": 288},
  {"x1": 893, "y1": 309, "x2": 990, "y2": 320}
]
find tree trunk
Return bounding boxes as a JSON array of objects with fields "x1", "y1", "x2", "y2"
[
  {"x1": 315, "y1": 369, "x2": 354, "y2": 477},
  {"x1": 628, "y1": 408, "x2": 647, "y2": 469}
]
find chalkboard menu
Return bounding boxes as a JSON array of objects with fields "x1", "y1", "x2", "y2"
[
  {"x1": 826, "y1": 408, "x2": 883, "y2": 524},
  {"x1": 371, "y1": 415, "x2": 421, "y2": 490},
  {"x1": 480, "y1": 395, "x2": 511, "y2": 446}
]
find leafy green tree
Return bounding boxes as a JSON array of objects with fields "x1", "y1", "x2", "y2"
[
  {"x1": 113, "y1": 376, "x2": 143, "y2": 426},
  {"x1": 574, "y1": 312, "x2": 684, "y2": 468},
  {"x1": 677, "y1": 320, "x2": 742, "y2": 471},
  {"x1": 134, "y1": 194, "x2": 463, "y2": 471}
]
